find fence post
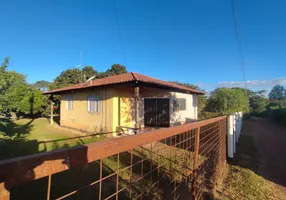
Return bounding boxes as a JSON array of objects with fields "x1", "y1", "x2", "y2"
[
  {"x1": 192, "y1": 127, "x2": 200, "y2": 200},
  {"x1": 227, "y1": 115, "x2": 234, "y2": 158},
  {"x1": 0, "y1": 183, "x2": 10, "y2": 200},
  {"x1": 238, "y1": 112, "x2": 243, "y2": 137},
  {"x1": 232, "y1": 113, "x2": 237, "y2": 154}
]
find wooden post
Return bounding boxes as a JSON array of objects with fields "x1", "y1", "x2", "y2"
[
  {"x1": 50, "y1": 94, "x2": 53, "y2": 125},
  {"x1": 134, "y1": 86, "x2": 140, "y2": 131},
  {"x1": 0, "y1": 183, "x2": 10, "y2": 200},
  {"x1": 192, "y1": 127, "x2": 200, "y2": 200}
]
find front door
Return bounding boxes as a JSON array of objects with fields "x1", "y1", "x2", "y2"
[{"x1": 144, "y1": 98, "x2": 170, "y2": 127}]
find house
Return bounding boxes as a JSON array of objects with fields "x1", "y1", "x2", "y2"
[{"x1": 44, "y1": 72, "x2": 205, "y2": 136}]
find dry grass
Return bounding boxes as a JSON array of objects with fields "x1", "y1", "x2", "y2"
[
  {"x1": 214, "y1": 133, "x2": 286, "y2": 200},
  {"x1": 216, "y1": 164, "x2": 286, "y2": 200}
]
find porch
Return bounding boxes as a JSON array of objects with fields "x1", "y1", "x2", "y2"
[{"x1": 113, "y1": 84, "x2": 200, "y2": 136}]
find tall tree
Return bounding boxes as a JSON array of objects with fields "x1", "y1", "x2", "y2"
[
  {"x1": 101, "y1": 64, "x2": 127, "y2": 77},
  {"x1": 18, "y1": 90, "x2": 48, "y2": 115},
  {"x1": 269, "y1": 85, "x2": 285, "y2": 100},
  {"x1": 82, "y1": 66, "x2": 99, "y2": 81},
  {"x1": 52, "y1": 68, "x2": 81, "y2": 89},
  {"x1": 0, "y1": 57, "x2": 48, "y2": 117},
  {"x1": 206, "y1": 88, "x2": 249, "y2": 114},
  {"x1": 32, "y1": 80, "x2": 51, "y2": 92},
  {"x1": 250, "y1": 95, "x2": 268, "y2": 115},
  {"x1": 52, "y1": 66, "x2": 100, "y2": 89}
]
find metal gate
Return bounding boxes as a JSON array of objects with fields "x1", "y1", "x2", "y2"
[{"x1": 144, "y1": 98, "x2": 170, "y2": 127}]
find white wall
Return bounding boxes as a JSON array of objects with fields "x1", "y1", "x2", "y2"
[
  {"x1": 170, "y1": 92, "x2": 198, "y2": 126},
  {"x1": 131, "y1": 89, "x2": 198, "y2": 128}
]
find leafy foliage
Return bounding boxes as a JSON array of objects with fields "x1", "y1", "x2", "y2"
[
  {"x1": 82, "y1": 66, "x2": 99, "y2": 81},
  {"x1": 0, "y1": 57, "x2": 49, "y2": 117},
  {"x1": 18, "y1": 90, "x2": 48, "y2": 115},
  {"x1": 52, "y1": 68, "x2": 82, "y2": 89},
  {"x1": 269, "y1": 85, "x2": 285, "y2": 100},
  {"x1": 51, "y1": 64, "x2": 127, "y2": 89},
  {"x1": 106, "y1": 64, "x2": 127, "y2": 76},
  {"x1": 206, "y1": 88, "x2": 249, "y2": 115},
  {"x1": 99, "y1": 64, "x2": 127, "y2": 78},
  {"x1": 249, "y1": 95, "x2": 268, "y2": 116},
  {"x1": 32, "y1": 80, "x2": 52, "y2": 92}
]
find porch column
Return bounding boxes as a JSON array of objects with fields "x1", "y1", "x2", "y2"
[
  {"x1": 134, "y1": 86, "x2": 140, "y2": 130},
  {"x1": 50, "y1": 94, "x2": 53, "y2": 125}
]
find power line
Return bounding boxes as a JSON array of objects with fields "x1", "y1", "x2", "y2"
[
  {"x1": 113, "y1": 0, "x2": 128, "y2": 66},
  {"x1": 231, "y1": 0, "x2": 247, "y2": 88}
]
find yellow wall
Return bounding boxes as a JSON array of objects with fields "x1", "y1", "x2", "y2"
[
  {"x1": 60, "y1": 87, "x2": 114, "y2": 134},
  {"x1": 121, "y1": 95, "x2": 135, "y2": 128},
  {"x1": 59, "y1": 85, "x2": 180, "y2": 136},
  {"x1": 110, "y1": 86, "x2": 171, "y2": 129}
]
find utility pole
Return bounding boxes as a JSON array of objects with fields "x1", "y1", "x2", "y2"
[
  {"x1": 76, "y1": 50, "x2": 83, "y2": 84},
  {"x1": 80, "y1": 50, "x2": 82, "y2": 84}
]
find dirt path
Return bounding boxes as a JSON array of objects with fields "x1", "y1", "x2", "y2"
[{"x1": 245, "y1": 117, "x2": 286, "y2": 188}]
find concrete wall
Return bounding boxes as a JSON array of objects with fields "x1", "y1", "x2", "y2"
[
  {"x1": 111, "y1": 87, "x2": 198, "y2": 128},
  {"x1": 170, "y1": 92, "x2": 198, "y2": 126},
  {"x1": 59, "y1": 86, "x2": 198, "y2": 136},
  {"x1": 60, "y1": 87, "x2": 114, "y2": 134}
]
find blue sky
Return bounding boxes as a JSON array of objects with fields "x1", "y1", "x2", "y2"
[{"x1": 1, "y1": 0, "x2": 286, "y2": 92}]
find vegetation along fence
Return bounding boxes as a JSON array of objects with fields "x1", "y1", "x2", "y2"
[{"x1": 0, "y1": 116, "x2": 227, "y2": 200}]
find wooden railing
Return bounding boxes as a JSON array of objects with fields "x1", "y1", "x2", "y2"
[{"x1": 0, "y1": 116, "x2": 227, "y2": 200}]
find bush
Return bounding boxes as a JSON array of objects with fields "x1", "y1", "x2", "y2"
[{"x1": 268, "y1": 106, "x2": 286, "y2": 126}]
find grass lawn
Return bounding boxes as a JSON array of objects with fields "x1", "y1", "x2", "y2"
[
  {"x1": 215, "y1": 128, "x2": 286, "y2": 200},
  {"x1": 0, "y1": 117, "x2": 106, "y2": 160}
]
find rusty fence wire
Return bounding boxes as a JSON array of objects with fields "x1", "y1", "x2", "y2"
[{"x1": 0, "y1": 116, "x2": 227, "y2": 200}]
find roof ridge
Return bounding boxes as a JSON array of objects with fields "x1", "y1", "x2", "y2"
[{"x1": 43, "y1": 72, "x2": 205, "y2": 95}]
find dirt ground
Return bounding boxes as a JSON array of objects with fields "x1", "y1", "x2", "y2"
[{"x1": 245, "y1": 117, "x2": 286, "y2": 189}]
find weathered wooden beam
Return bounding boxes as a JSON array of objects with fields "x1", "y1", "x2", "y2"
[
  {"x1": 50, "y1": 94, "x2": 53, "y2": 125},
  {"x1": 134, "y1": 86, "x2": 140, "y2": 130}
]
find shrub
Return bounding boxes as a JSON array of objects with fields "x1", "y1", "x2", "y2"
[{"x1": 268, "y1": 106, "x2": 286, "y2": 126}]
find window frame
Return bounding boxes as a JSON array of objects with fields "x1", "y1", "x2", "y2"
[
  {"x1": 87, "y1": 95, "x2": 100, "y2": 113},
  {"x1": 173, "y1": 98, "x2": 186, "y2": 111},
  {"x1": 66, "y1": 95, "x2": 73, "y2": 110}
]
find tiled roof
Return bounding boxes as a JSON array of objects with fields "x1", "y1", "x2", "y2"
[{"x1": 44, "y1": 72, "x2": 205, "y2": 95}]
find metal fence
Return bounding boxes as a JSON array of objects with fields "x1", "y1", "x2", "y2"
[{"x1": 0, "y1": 116, "x2": 227, "y2": 200}]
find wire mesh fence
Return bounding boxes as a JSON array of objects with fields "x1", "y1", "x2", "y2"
[{"x1": 0, "y1": 116, "x2": 227, "y2": 200}]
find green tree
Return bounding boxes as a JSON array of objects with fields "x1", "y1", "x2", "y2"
[
  {"x1": 269, "y1": 85, "x2": 285, "y2": 100},
  {"x1": 249, "y1": 95, "x2": 268, "y2": 115},
  {"x1": 52, "y1": 66, "x2": 100, "y2": 89},
  {"x1": 206, "y1": 88, "x2": 249, "y2": 114},
  {"x1": 101, "y1": 64, "x2": 127, "y2": 78},
  {"x1": 0, "y1": 57, "x2": 28, "y2": 116},
  {"x1": 82, "y1": 66, "x2": 99, "y2": 81},
  {"x1": 52, "y1": 68, "x2": 81, "y2": 89},
  {"x1": 0, "y1": 57, "x2": 48, "y2": 117},
  {"x1": 32, "y1": 80, "x2": 52, "y2": 92},
  {"x1": 18, "y1": 90, "x2": 48, "y2": 115},
  {"x1": 257, "y1": 90, "x2": 267, "y2": 97}
]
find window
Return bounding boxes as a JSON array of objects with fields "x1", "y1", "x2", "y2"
[
  {"x1": 173, "y1": 98, "x2": 186, "y2": 111},
  {"x1": 88, "y1": 95, "x2": 100, "y2": 112},
  {"x1": 66, "y1": 95, "x2": 73, "y2": 110}
]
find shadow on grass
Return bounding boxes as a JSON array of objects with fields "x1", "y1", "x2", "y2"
[
  {"x1": 228, "y1": 133, "x2": 260, "y2": 173},
  {"x1": 9, "y1": 144, "x2": 194, "y2": 200},
  {"x1": 0, "y1": 118, "x2": 36, "y2": 160},
  {"x1": 0, "y1": 118, "x2": 108, "y2": 160},
  {"x1": 0, "y1": 118, "x2": 34, "y2": 137},
  {"x1": 1, "y1": 119, "x2": 222, "y2": 200}
]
